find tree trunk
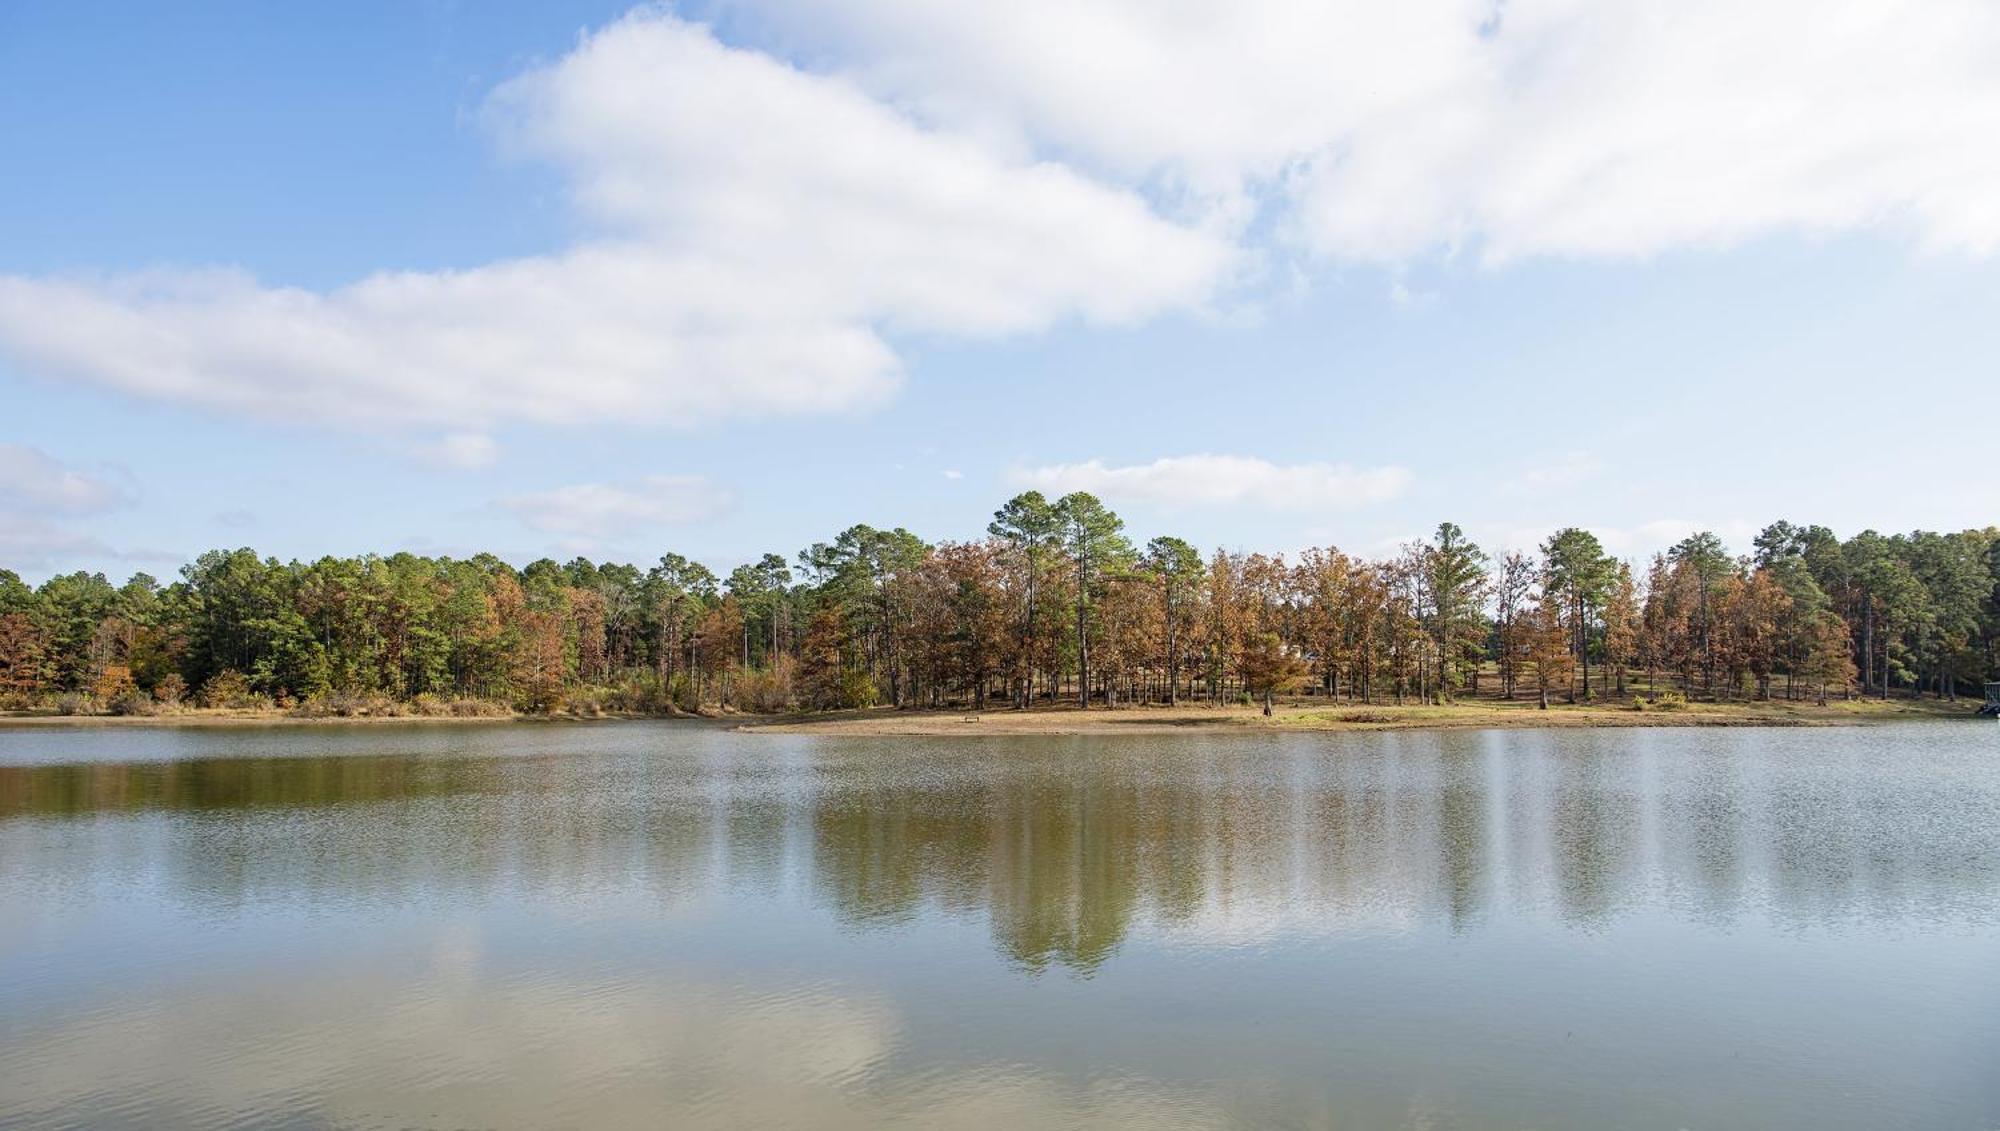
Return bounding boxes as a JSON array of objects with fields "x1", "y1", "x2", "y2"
[
  {"x1": 1075, "y1": 557, "x2": 1089, "y2": 709},
  {"x1": 1861, "y1": 600, "x2": 1874, "y2": 698},
  {"x1": 1577, "y1": 592, "x2": 1590, "y2": 702}
]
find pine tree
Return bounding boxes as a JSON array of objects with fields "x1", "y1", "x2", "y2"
[
  {"x1": 1143, "y1": 536, "x2": 1205, "y2": 705},
  {"x1": 1054, "y1": 493, "x2": 1132, "y2": 708},
  {"x1": 1426, "y1": 522, "x2": 1489, "y2": 699},
  {"x1": 1541, "y1": 528, "x2": 1613, "y2": 701},
  {"x1": 988, "y1": 492, "x2": 1061, "y2": 707}
]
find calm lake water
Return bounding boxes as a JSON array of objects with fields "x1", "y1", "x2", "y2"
[{"x1": 2, "y1": 721, "x2": 1996, "y2": 1129}]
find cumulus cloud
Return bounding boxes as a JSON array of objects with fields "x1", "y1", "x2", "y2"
[
  {"x1": 6, "y1": 3, "x2": 1991, "y2": 443},
  {"x1": 502, "y1": 475, "x2": 736, "y2": 538},
  {"x1": 1012, "y1": 455, "x2": 1410, "y2": 509},
  {"x1": 739, "y1": 0, "x2": 2000, "y2": 261},
  {"x1": 0, "y1": 14, "x2": 1234, "y2": 431},
  {"x1": 0, "y1": 443, "x2": 129, "y2": 515}
]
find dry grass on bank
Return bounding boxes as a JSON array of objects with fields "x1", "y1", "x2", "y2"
[
  {"x1": 739, "y1": 695, "x2": 1975, "y2": 736},
  {"x1": 0, "y1": 694, "x2": 1974, "y2": 733},
  {"x1": 0, "y1": 707, "x2": 521, "y2": 728}
]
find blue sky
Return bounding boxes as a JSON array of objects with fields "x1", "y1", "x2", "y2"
[{"x1": 3, "y1": 1, "x2": 1997, "y2": 582}]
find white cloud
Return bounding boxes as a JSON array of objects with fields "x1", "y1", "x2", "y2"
[
  {"x1": 941, "y1": 469, "x2": 963, "y2": 480},
  {"x1": 502, "y1": 475, "x2": 736, "y2": 538},
  {"x1": 414, "y1": 432, "x2": 501, "y2": 471},
  {"x1": 1011, "y1": 455, "x2": 1410, "y2": 509},
  {"x1": 7, "y1": 2, "x2": 1991, "y2": 447},
  {"x1": 740, "y1": 0, "x2": 2000, "y2": 261},
  {"x1": 0, "y1": 13, "x2": 1234, "y2": 431},
  {"x1": 491, "y1": 17, "x2": 1237, "y2": 334},
  {"x1": 0, "y1": 443, "x2": 129, "y2": 515}
]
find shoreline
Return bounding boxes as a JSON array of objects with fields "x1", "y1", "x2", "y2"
[
  {"x1": 739, "y1": 697, "x2": 1972, "y2": 735},
  {"x1": 0, "y1": 697, "x2": 1972, "y2": 734},
  {"x1": 0, "y1": 709, "x2": 724, "y2": 729}
]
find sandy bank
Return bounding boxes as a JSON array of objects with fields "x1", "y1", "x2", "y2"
[
  {"x1": 738, "y1": 697, "x2": 1972, "y2": 736},
  {"x1": 1, "y1": 697, "x2": 1972, "y2": 734}
]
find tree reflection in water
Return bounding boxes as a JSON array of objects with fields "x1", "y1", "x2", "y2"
[
  {"x1": 6, "y1": 726, "x2": 1997, "y2": 969},
  {"x1": 4, "y1": 724, "x2": 1999, "y2": 1129}
]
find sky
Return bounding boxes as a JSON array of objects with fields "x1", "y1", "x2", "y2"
[{"x1": 3, "y1": 0, "x2": 1998, "y2": 583}]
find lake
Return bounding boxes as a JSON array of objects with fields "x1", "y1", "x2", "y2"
[{"x1": 2, "y1": 721, "x2": 1996, "y2": 1129}]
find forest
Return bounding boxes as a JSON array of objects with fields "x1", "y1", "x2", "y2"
[{"x1": 2, "y1": 493, "x2": 1996, "y2": 718}]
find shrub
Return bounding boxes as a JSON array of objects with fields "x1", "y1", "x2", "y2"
[
  {"x1": 108, "y1": 688, "x2": 156, "y2": 716},
  {"x1": 599, "y1": 673, "x2": 674, "y2": 715},
  {"x1": 152, "y1": 673, "x2": 187, "y2": 709},
  {"x1": 197, "y1": 670, "x2": 269, "y2": 710},
  {"x1": 515, "y1": 680, "x2": 566, "y2": 715},
  {"x1": 92, "y1": 664, "x2": 138, "y2": 705},
  {"x1": 291, "y1": 694, "x2": 332, "y2": 718},
  {"x1": 565, "y1": 686, "x2": 608, "y2": 717},
  {"x1": 670, "y1": 673, "x2": 701, "y2": 713},
  {"x1": 730, "y1": 656, "x2": 798, "y2": 714},
  {"x1": 56, "y1": 692, "x2": 95, "y2": 716},
  {"x1": 409, "y1": 693, "x2": 509, "y2": 717},
  {"x1": 837, "y1": 669, "x2": 880, "y2": 710},
  {"x1": 294, "y1": 690, "x2": 405, "y2": 718},
  {"x1": 1649, "y1": 690, "x2": 1689, "y2": 711}
]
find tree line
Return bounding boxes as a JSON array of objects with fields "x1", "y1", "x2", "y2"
[{"x1": 2, "y1": 494, "x2": 1996, "y2": 716}]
